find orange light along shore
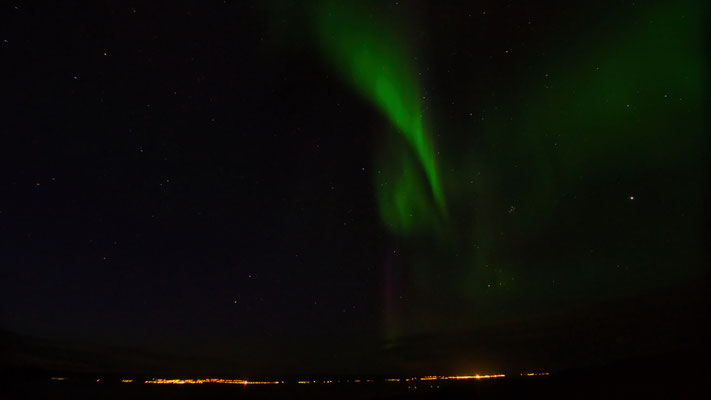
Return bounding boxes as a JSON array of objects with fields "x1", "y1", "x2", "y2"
[
  {"x1": 52, "y1": 372, "x2": 549, "y2": 385},
  {"x1": 144, "y1": 378, "x2": 281, "y2": 385},
  {"x1": 143, "y1": 375, "x2": 506, "y2": 385},
  {"x1": 445, "y1": 374, "x2": 507, "y2": 380}
]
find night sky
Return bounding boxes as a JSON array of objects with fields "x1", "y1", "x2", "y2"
[{"x1": 2, "y1": 0, "x2": 709, "y2": 377}]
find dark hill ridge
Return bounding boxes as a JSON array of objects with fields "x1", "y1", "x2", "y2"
[{"x1": 2, "y1": 281, "x2": 708, "y2": 381}]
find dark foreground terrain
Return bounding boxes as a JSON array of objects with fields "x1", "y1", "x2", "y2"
[{"x1": 3, "y1": 354, "x2": 709, "y2": 400}]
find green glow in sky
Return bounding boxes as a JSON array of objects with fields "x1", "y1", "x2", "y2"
[
  {"x1": 457, "y1": 0, "x2": 709, "y2": 310},
  {"x1": 309, "y1": 0, "x2": 708, "y2": 336},
  {"x1": 313, "y1": 2, "x2": 445, "y2": 234}
]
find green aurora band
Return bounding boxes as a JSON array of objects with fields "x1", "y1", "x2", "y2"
[{"x1": 313, "y1": 2, "x2": 446, "y2": 235}]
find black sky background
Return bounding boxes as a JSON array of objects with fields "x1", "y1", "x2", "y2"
[
  {"x1": 2, "y1": 0, "x2": 390, "y2": 374},
  {"x1": 1, "y1": 0, "x2": 709, "y2": 376}
]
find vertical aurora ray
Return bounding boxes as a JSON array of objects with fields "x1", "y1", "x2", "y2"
[{"x1": 313, "y1": 1, "x2": 446, "y2": 234}]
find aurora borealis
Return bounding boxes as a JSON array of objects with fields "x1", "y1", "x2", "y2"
[
  {"x1": 307, "y1": 0, "x2": 709, "y2": 341},
  {"x1": 2, "y1": 0, "x2": 709, "y2": 381},
  {"x1": 314, "y1": 1, "x2": 446, "y2": 235}
]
